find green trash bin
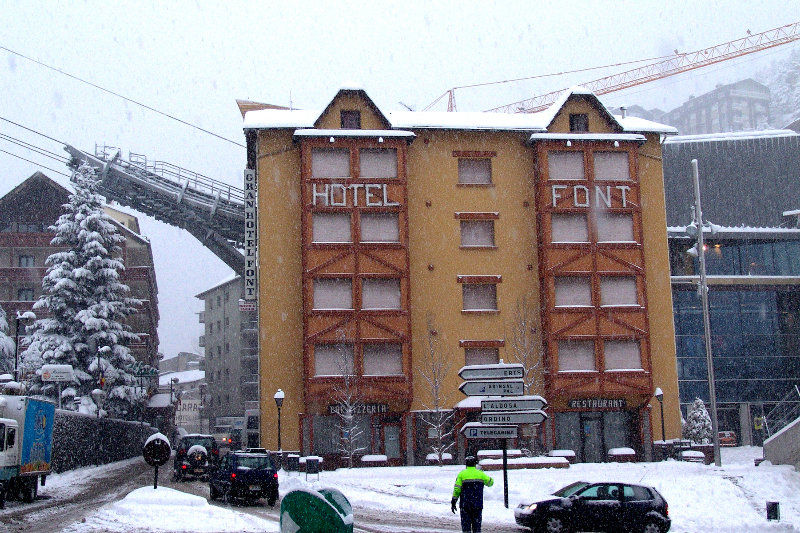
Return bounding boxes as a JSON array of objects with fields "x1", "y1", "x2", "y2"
[{"x1": 280, "y1": 487, "x2": 353, "y2": 533}]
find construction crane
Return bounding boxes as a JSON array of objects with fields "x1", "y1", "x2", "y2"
[{"x1": 426, "y1": 21, "x2": 800, "y2": 114}]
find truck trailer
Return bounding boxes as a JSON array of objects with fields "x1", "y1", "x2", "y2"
[{"x1": 0, "y1": 395, "x2": 56, "y2": 505}]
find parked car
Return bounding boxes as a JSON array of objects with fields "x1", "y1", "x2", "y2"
[
  {"x1": 514, "y1": 481, "x2": 670, "y2": 533},
  {"x1": 174, "y1": 434, "x2": 219, "y2": 481},
  {"x1": 209, "y1": 450, "x2": 279, "y2": 506},
  {"x1": 718, "y1": 431, "x2": 737, "y2": 447}
]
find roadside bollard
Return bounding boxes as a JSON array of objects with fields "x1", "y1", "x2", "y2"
[{"x1": 767, "y1": 501, "x2": 780, "y2": 521}]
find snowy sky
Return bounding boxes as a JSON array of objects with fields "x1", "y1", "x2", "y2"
[{"x1": 1, "y1": 1, "x2": 797, "y2": 357}]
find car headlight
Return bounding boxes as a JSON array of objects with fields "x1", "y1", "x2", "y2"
[{"x1": 525, "y1": 503, "x2": 538, "y2": 512}]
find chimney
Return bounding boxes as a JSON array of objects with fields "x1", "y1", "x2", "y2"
[{"x1": 620, "y1": 106, "x2": 627, "y2": 118}]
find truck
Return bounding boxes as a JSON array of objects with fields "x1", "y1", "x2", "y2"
[{"x1": 0, "y1": 395, "x2": 56, "y2": 506}]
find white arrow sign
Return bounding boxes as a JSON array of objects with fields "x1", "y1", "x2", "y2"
[
  {"x1": 459, "y1": 379, "x2": 524, "y2": 397},
  {"x1": 481, "y1": 409, "x2": 548, "y2": 426},
  {"x1": 461, "y1": 422, "x2": 518, "y2": 439},
  {"x1": 481, "y1": 395, "x2": 548, "y2": 412},
  {"x1": 458, "y1": 363, "x2": 524, "y2": 381}
]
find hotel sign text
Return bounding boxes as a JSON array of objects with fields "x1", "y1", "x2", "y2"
[
  {"x1": 551, "y1": 184, "x2": 631, "y2": 208},
  {"x1": 244, "y1": 169, "x2": 257, "y2": 301},
  {"x1": 312, "y1": 183, "x2": 399, "y2": 207}
]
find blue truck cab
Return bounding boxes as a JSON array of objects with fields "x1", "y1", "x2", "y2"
[{"x1": 0, "y1": 395, "x2": 56, "y2": 505}]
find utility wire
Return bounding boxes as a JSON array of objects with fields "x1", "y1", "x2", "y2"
[
  {"x1": 0, "y1": 148, "x2": 71, "y2": 178},
  {"x1": 1, "y1": 45, "x2": 245, "y2": 148},
  {"x1": 0, "y1": 133, "x2": 69, "y2": 162},
  {"x1": 0, "y1": 115, "x2": 67, "y2": 145}
]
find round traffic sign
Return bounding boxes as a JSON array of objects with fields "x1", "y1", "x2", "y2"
[{"x1": 143, "y1": 433, "x2": 171, "y2": 466}]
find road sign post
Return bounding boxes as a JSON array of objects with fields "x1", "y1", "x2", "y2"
[
  {"x1": 459, "y1": 379, "x2": 524, "y2": 397},
  {"x1": 480, "y1": 409, "x2": 547, "y2": 426}
]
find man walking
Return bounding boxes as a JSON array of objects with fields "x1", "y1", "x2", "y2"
[{"x1": 451, "y1": 455, "x2": 494, "y2": 532}]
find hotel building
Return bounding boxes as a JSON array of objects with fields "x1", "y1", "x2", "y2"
[{"x1": 243, "y1": 87, "x2": 679, "y2": 463}]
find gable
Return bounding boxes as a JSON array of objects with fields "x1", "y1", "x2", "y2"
[
  {"x1": 0, "y1": 172, "x2": 71, "y2": 229},
  {"x1": 547, "y1": 94, "x2": 622, "y2": 134},
  {"x1": 314, "y1": 89, "x2": 391, "y2": 130}
]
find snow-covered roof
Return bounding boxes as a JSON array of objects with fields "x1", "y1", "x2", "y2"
[
  {"x1": 665, "y1": 129, "x2": 799, "y2": 144},
  {"x1": 293, "y1": 129, "x2": 415, "y2": 139},
  {"x1": 613, "y1": 115, "x2": 679, "y2": 135},
  {"x1": 195, "y1": 274, "x2": 241, "y2": 298},
  {"x1": 159, "y1": 369, "x2": 205, "y2": 386},
  {"x1": 668, "y1": 225, "x2": 800, "y2": 239},
  {"x1": 147, "y1": 392, "x2": 172, "y2": 408},
  {"x1": 528, "y1": 133, "x2": 647, "y2": 143}
]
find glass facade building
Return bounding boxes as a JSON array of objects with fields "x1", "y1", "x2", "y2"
[{"x1": 669, "y1": 231, "x2": 800, "y2": 442}]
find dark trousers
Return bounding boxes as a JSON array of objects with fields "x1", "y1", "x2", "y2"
[{"x1": 460, "y1": 506, "x2": 483, "y2": 533}]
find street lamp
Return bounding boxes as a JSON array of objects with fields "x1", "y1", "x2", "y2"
[
  {"x1": 654, "y1": 387, "x2": 665, "y2": 444},
  {"x1": 13, "y1": 311, "x2": 36, "y2": 383},
  {"x1": 91, "y1": 388, "x2": 105, "y2": 418},
  {"x1": 170, "y1": 377, "x2": 180, "y2": 428},
  {"x1": 274, "y1": 389, "x2": 284, "y2": 451}
]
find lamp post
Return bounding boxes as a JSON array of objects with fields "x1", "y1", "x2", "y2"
[
  {"x1": 688, "y1": 159, "x2": 722, "y2": 467},
  {"x1": 274, "y1": 389, "x2": 284, "y2": 451},
  {"x1": 654, "y1": 387, "x2": 665, "y2": 444},
  {"x1": 13, "y1": 311, "x2": 35, "y2": 383},
  {"x1": 170, "y1": 377, "x2": 179, "y2": 429}
]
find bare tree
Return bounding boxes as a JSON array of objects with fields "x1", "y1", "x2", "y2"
[
  {"x1": 330, "y1": 339, "x2": 367, "y2": 468},
  {"x1": 418, "y1": 313, "x2": 454, "y2": 465},
  {"x1": 506, "y1": 294, "x2": 545, "y2": 454}
]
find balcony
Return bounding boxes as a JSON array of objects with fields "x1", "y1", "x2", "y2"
[
  {"x1": 199, "y1": 335, "x2": 206, "y2": 348},
  {"x1": 198, "y1": 311, "x2": 205, "y2": 324}
]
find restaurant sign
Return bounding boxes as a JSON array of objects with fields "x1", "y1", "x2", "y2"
[
  {"x1": 568, "y1": 398, "x2": 627, "y2": 410},
  {"x1": 328, "y1": 403, "x2": 389, "y2": 415}
]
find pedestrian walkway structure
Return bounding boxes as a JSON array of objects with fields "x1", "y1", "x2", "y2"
[{"x1": 64, "y1": 144, "x2": 245, "y2": 273}]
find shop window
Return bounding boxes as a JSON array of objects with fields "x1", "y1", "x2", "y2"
[
  {"x1": 359, "y1": 148, "x2": 397, "y2": 178},
  {"x1": 548, "y1": 151, "x2": 584, "y2": 180},
  {"x1": 600, "y1": 277, "x2": 638, "y2": 306},
  {"x1": 458, "y1": 158, "x2": 492, "y2": 185},
  {"x1": 313, "y1": 212, "x2": 352, "y2": 243},
  {"x1": 593, "y1": 152, "x2": 630, "y2": 181},
  {"x1": 462, "y1": 284, "x2": 497, "y2": 311},
  {"x1": 313, "y1": 278, "x2": 353, "y2": 309},
  {"x1": 569, "y1": 113, "x2": 589, "y2": 132},
  {"x1": 551, "y1": 213, "x2": 589, "y2": 242},
  {"x1": 314, "y1": 343, "x2": 354, "y2": 376},
  {"x1": 17, "y1": 223, "x2": 40, "y2": 232},
  {"x1": 604, "y1": 340, "x2": 642, "y2": 370},
  {"x1": 17, "y1": 288, "x2": 34, "y2": 301},
  {"x1": 554, "y1": 277, "x2": 592, "y2": 307},
  {"x1": 460, "y1": 220, "x2": 495, "y2": 247},
  {"x1": 596, "y1": 212, "x2": 635, "y2": 242},
  {"x1": 340, "y1": 110, "x2": 361, "y2": 129},
  {"x1": 363, "y1": 343, "x2": 403, "y2": 375},
  {"x1": 465, "y1": 347, "x2": 499, "y2": 366},
  {"x1": 311, "y1": 148, "x2": 350, "y2": 178},
  {"x1": 361, "y1": 278, "x2": 401, "y2": 309},
  {"x1": 558, "y1": 339, "x2": 595, "y2": 371},
  {"x1": 17, "y1": 255, "x2": 34, "y2": 267},
  {"x1": 360, "y1": 212, "x2": 399, "y2": 242}
]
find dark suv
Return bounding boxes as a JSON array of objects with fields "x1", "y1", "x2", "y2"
[
  {"x1": 174, "y1": 434, "x2": 219, "y2": 481},
  {"x1": 209, "y1": 451, "x2": 279, "y2": 506},
  {"x1": 514, "y1": 481, "x2": 670, "y2": 533}
]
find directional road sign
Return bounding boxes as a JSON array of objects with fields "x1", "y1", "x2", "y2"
[
  {"x1": 481, "y1": 395, "x2": 548, "y2": 412},
  {"x1": 458, "y1": 363, "x2": 524, "y2": 381},
  {"x1": 481, "y1": 409, "x2": 548, "y2": 426},
  {"x1": 460, "y1": 422, "x2": 518, "y2": 439},
  {"x1": 459, "y1": 379, "x2": 524, "y2": 397}
]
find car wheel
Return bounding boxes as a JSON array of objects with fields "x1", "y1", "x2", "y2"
[
  {"x1": 21, "y1": 479, "x2": 36, "y2": 503},
  {"x1": 543, "y1": 515, "x2": 569, "y2": 533},
  {"x1": 642, "y1": 520, "x2": 663, "y2": 533},
  {"x1": 209, "y1": 483, "x2": 219, "y2": 501}
]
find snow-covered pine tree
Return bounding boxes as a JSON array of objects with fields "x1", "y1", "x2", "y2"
[
  {"x1": 0, "y1": 304, "x2": 15, "y2": 374},
  {"x1": 23, "y1": 163, "x2": 141, "y2": 418},
  {"x1": 683, "y1": 397, "x2": 713, "y2": 444}
]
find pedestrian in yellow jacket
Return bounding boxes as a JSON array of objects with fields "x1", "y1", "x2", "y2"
[{"x1": 451, "y1": 456, "x2": 494, "y2": 533}]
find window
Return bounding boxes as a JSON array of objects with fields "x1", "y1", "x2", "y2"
[
  {"x1": 225, "y1": 317, "x2": 230, "y2": 327},
  {"x1": 0, "y1": 423, "x2": 4, "y2": 452},
  {"x1": 554, "y1": 277, "x2": 592, "y2": 307},
  {"x1": 216, "y1": 296, "x2": 221, "y2": 306},
  {"x1": 17, "y1": 288, "x2": 34, "y2": 301},
  {"x1": 558, "y1": 340, "x2": 596, "y2": 371},
  {"x1": 551, "y1": 213, "x2": 589, "y2": 242},
  {"x1": 462, "y1": 284, "x2": 497, "y2": 311},
  {"x1": 361, "y1": 278, "x2": 401, "y2": 309},
  {"x1": 465, "y1": 347, "x2": 499, "y2": 366},
  {"x1": 17, "y1": 223, "x2": 39, "y2": 232},
  {"x1": 359, "y1": 148, "x2": 397, "y2": 178},
  {"x1": 6, "y1": 427, "x2": 15, "y2": 449},
  {"x1": 600, "y1": 277, "x2": 638, "y2": 306},
  {"x1": 216, "y1": 346, "x2": 221, "y2": 357},
  {"x1": 17, "y1": 255, "x2": 34, "y2": 267},
  {"x1": 594, "y1": 152, "x2": 630, "y2": 180},
  {"x1": 313, "y1": 212, "x2": 352, "y2": 243},
  {"x1": 569, "y1": 113, "x2": 589, "y2": 132},
  {"x1": 363, "y1": 344, "x2": 403, "y2": 375},
  {"x1": 360, "y1": 212, "x2": 399, "y2": 242},
  {"x1": 340, "y1": 110, "x2": 361, "y2": 129},
  {"x1": 460, "y1": 220, "x2": 495, "y2": 247},
  {"x1": 458, "y1": 158, "x2": 492, "y2": 185},
  {"x1": 604, "y1": 340, "x2": 642, "y2": 370},
  {"x1": 596, "y1": 213, "x2": 635, "y2": 242},
  {"x1": 311, "y1": 148, "x2": 350, "y2": 178},
  {"x1": 224, "y1": 342, "x2": 230, "y2": 354},
  {"x1": 216, "y1": 320, "x2": 221, "y2": 332},
  {"x1": 314, "y1": 343, "x2": 354, "y2": 376},
  {"x1": 225, "y1": 368, "x2": 230, "y2": 377},
  {"x1": 208, "y1": 323, "x2": 213, "y2": 334},
  {"x1": 313, "y1": 278, "x2": 353, "y2": 309},
  {"x1": 547, "y1": 151, "x2": 584, "y2": 180}
]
